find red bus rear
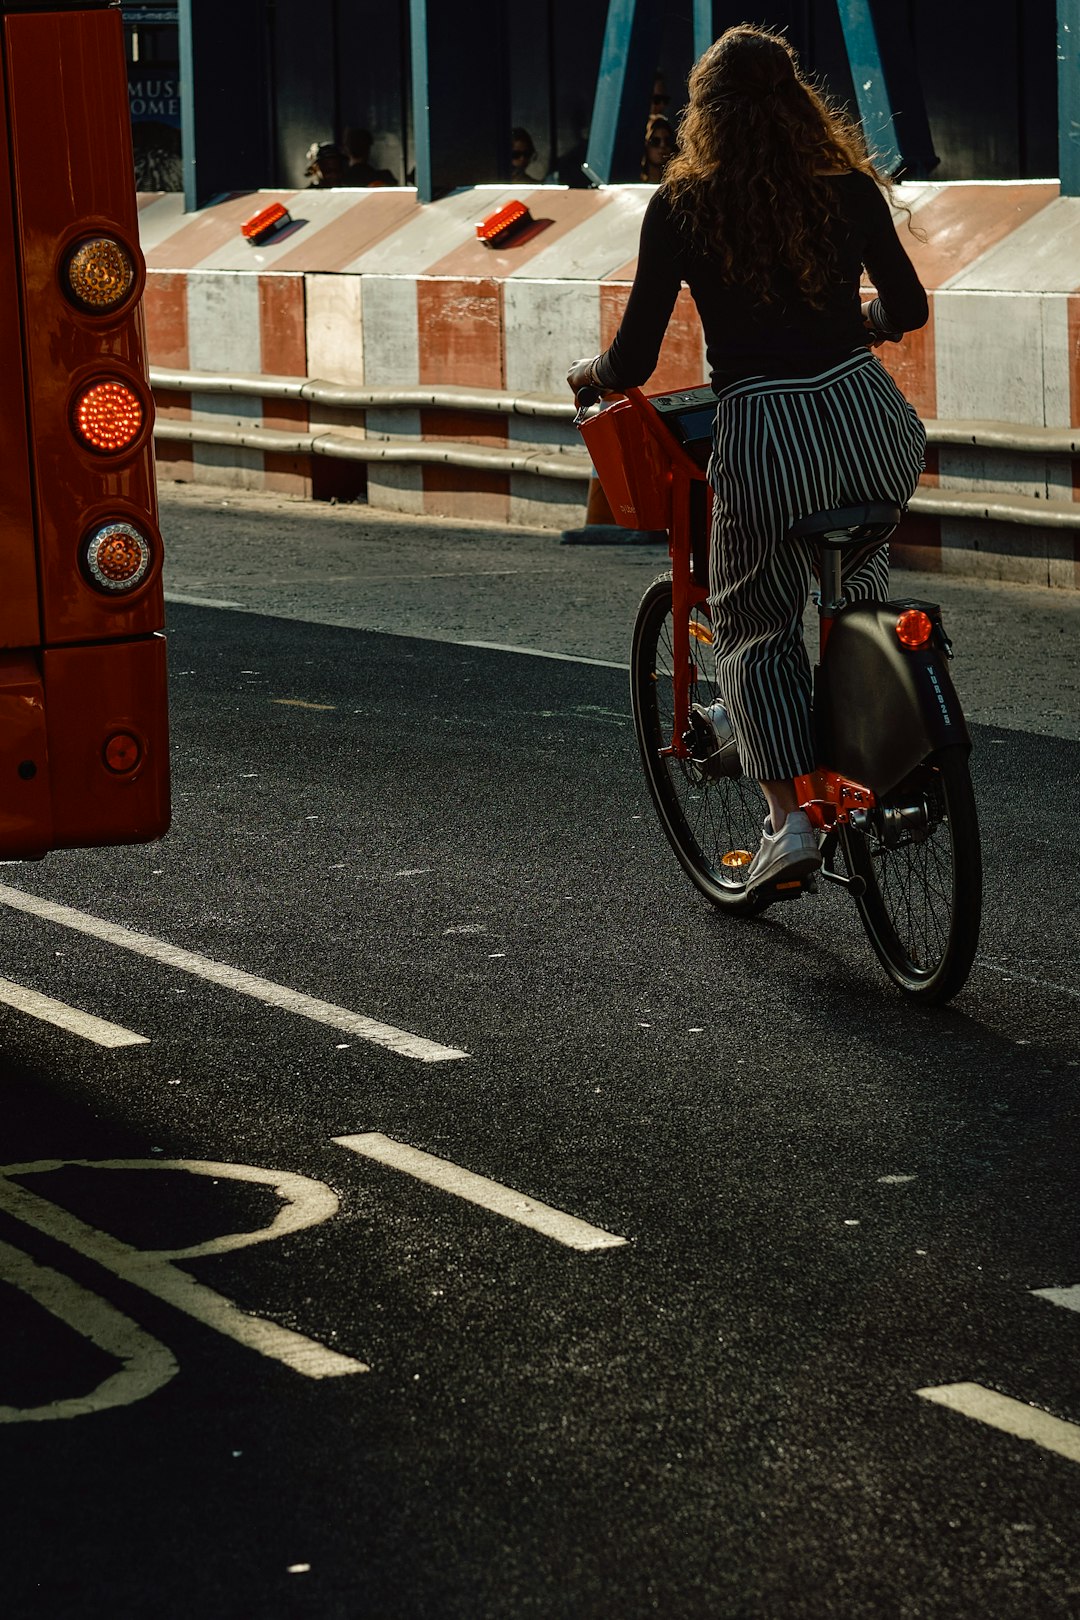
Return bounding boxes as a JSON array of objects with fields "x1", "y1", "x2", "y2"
[{"x1": 0, "y1": 0, "x2": 169, "y2": 861}]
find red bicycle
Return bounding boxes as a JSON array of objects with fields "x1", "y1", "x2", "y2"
[{"x1": 575, "y1": 381, "x2": 981, "y2": 1005}]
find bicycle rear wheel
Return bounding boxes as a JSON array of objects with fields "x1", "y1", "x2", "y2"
[
  {"x1": 838, "y1": 745, "x2": 981, "y2": 1003},
  {"x1": 630, "y1": 575, "x2": 767, "y2": 913}
]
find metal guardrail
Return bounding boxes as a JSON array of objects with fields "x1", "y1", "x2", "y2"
[{"x1": 149, "y1": 369, "x2": 1080, "y2": 527}]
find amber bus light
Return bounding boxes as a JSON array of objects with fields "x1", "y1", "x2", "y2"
[
  {"x1": 83, "y1": 521, "x2": 152, "y2": 593},
  {"x1": 73, "y1": 380, "x2": 145, "y2": 453},
  {"x1": 64, "y1": 236, "x2": 137, "y2": 313}
]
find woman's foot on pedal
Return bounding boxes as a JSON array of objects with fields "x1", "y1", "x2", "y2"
[{"x1": 746, "y1": 810, "x2": 822, "y2": 893}]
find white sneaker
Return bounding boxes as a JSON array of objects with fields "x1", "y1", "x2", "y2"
[{"x1": 746, "y1": 810, "x2": 823, "y2": 892}]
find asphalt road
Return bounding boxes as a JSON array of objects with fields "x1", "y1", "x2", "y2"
[{"x1": 2, "y1": 489, "x2": 1079, "y2": 1619}]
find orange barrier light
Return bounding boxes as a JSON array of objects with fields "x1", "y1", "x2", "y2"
[
  {"x1": 242, "y1": 202, "x2": 291, "y2": 244},
  {"x1": 895, "y1": 608, "x2": 933, "y2": 649},
  {"x1": 476, "y1": 199, "x2": 532, "y2": 246}
]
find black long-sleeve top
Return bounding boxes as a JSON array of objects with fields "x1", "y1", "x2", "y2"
[{"x1": 594, "y1": 169, "x2": 928, "y2": 392}]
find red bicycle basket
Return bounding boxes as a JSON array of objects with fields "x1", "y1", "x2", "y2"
[{"x1": 579, "y1": 398, "x2": 672, "y2": 530}]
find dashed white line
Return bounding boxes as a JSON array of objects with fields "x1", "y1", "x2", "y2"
[
  {"x1": 0, "y1": 885, "x2": 467, "y2": 1064},
  {"x1": 335, "y1": 1133, "x2": 628, "y2": 1251},
  {"x1": 0, "y1": 977, "x2": 149, "y2": 1049},
  {"x1": 1032, "y1": 1282, "x2": 1080, "y2": 1313},
  {"x1": 917, "y1": 1382, "x2": 1080, "y2": 1466}
]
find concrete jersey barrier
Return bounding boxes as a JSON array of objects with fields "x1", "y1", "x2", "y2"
[{"x1": 138, "y1": 181, "x2": 1080, "y2": 589}]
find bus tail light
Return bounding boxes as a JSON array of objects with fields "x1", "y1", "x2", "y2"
[
  {"x1": 63, "y1": 236, "x2": 137, "y2": 314},
  {"x1": 73, "y1": 379, "x2": 145, "y2": 452},
  {"x1": 83, "y1": 521, "x2": 152, "y2": 592}
]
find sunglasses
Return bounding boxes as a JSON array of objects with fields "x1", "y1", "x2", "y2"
[
  {"x1": 511, "y1": 149, "x2": 532, "y2": 160},
  {"x1": 647, "y1": 134, "x2": 672, "y2": 146}
]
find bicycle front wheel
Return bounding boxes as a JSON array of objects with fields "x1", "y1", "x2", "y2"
[
  {"x1": 630, "y1": 575, "x2": 767, "y2": 913},
  {"x1": 838, "y1": 745, "x2": 982, "y2": 1003}
]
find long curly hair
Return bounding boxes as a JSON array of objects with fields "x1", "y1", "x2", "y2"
[{"x1": 663, "y1": 25, "x2": 895, "y2": 308}]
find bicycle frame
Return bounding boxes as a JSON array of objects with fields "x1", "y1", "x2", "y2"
[{"x1": 578, "y1": 384, "x2": 882, "y2": 835}]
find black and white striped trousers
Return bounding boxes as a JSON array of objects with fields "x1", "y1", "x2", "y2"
[{"x1": 707, "y1": 349, "x2": 926, "y2": 781}]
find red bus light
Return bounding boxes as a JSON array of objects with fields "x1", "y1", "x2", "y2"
[
  {"x1": 64, "y1": 236, "x2": 136, "y2": 314},
  {"x1": 73, "y1": 379, "x2": 144, "y2": 452},
  {"x1": 83, "y1": 520, "x2": 151, "y2": 592}
]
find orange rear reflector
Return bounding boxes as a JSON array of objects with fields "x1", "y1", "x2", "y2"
[
  {"x1": 895, "y1": 608, "x2": 933, "y2": 649},
  {"x1": 65, "y1": 236, "x2": 136, "y2": 313},
  {"x1": 74, "y1": 381, "x2": 144, "y2": 453}
]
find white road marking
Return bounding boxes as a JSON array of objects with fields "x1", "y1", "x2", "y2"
[
  {"x1": 977, "y1": 961, "x2": 1080, "y2": 1001},
  {"x1": 1031, "y1": 1282, "x2": 1080, "y2": 1313},
  {"x1": 0, "y1": 885, "x2": 467, "y2": 1063},
  {"x1": 164, "y1": 591, "x2": 244, "y2": 609},
  {"x1": 335, "y1": 1133, "x2": 629, "y2": 1252},
  {"x1": 0, "y1": 1159, "x2": 368, "y2": 1381},
  {"x1": 917, "y1": 1383, "x2": 1080, "y2": 1466},
  {"x1": 0, "y1": 1237, "x2": 177, "y2": 1422},
  {"x1": 460, "y1": 639, "x2": 628, "y2": 669},
  {"x1": 0, "y1": 977, "x2": 148, "y2": 1048}
]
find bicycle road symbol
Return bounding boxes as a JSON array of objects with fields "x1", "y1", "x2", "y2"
[{"x1": 0, "y1": 1158, "x2": 368, "y2": 1423}]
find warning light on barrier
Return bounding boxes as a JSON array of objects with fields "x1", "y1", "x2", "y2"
[
  {"x1": 242, "y1": 202, "x2": 292, "y2": 245},
  {"x1": 476, "y1": 199, "x2": 533, "y2": 246}
]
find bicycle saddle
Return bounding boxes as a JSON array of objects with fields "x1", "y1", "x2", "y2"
[{"x1": 789, "y1": 502, "x2": 901, "y2": 542}]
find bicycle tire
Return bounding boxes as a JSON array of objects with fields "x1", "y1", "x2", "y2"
[
  {"x1": 838, "y1": 744, "x2": 981, "y2": 1003},
  {"x1": 630, "y1": 575, "x2": 768, "y2": 913}
]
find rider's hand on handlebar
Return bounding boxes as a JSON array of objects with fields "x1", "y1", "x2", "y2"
[
  {"x1": 567, "y1": 355, "x2": 602, "y2": 396},
  {"x1": 861, "y1": 301, "x2": 886, "y2": 347}
]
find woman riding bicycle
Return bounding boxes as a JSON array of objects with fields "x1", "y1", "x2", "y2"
[{"x1": 567, "y1": 25, "x2": 928, "y2": 893}]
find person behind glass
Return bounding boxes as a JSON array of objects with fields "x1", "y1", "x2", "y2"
[
  {"x1": 342, "y1": 126, "x2": 398, "y2": 187},
  {"x1": 641, "y1": 115, "x2": 674, "y2": 183},
  {"x1": 567, "y1": 25, "x2": 928, "y2": 894},
  {"x1": 510, "y1": 127, "x2": 540, "y2": 184},
  {"x1": 305, "y1": 142, "x2": 347, "y2": 188}
]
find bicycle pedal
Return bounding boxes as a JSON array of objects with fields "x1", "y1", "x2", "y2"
[{"x1": 756, "y1": 873, "x2": 815, "y2": 904}]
